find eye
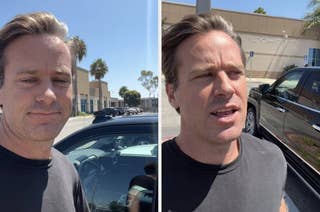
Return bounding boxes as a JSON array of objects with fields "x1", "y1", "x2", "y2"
[
  {"x1": 19, "y1": 78, "x2": 38, "y2": 84},
  {"x1": 228, "y1": 70, "x2": 244, "y2": 79},
  {"x1": 53, "y1": 77, "x2": 71, "y2": 87},
  {"x1": 195, "y1": 72, "x2": 213, "y2": 79}
]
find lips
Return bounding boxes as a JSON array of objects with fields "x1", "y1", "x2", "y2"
[
  {"x1": 27, "y1": 111, "x2": 61, "y2": 119},
  {"x1": 211, "y1": 108, "x2": 238, "y2": 117}
]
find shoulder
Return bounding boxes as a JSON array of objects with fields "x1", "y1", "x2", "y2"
[
  {"x1": 162, "y1": 137, "x2": 178, "y2": 158},
  {"x1": 51, "y1": 148, "x2": 79, "y2": 180},
  {"x1": 241, "y1": 133, "x2": 287, "y2": 169}
]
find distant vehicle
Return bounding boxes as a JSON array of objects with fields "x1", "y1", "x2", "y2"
[
  {"x1": 103, "y1": 107, "x2": 119, "y2": 117},
  {"x1": 92, "y1": 110, "x2": 113, "y2": 124},
  {"x1": 115, "y1": 107, "x2": 126, "y2": 115},
  {"x1": 245, "y1": 67, "x2": 320, "y2": 193},
  {"x1": 127, "y1": 107, "x2": 138, "y2": 115},
  {"x1": 55, "y1": 115, "x2": 158, "y2": 212}
]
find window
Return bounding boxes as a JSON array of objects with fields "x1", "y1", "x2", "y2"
[
  {"x1": 274, "y1": 70, "x2": 303, "y2": 101},
  {"x1": 308, "y1": 48, "x2": 320, "y2": 66},
  {"x1": 81, "y1": 98, "x2": 87, "y2": 112},
  {"x1": 298, "y1": 72, "x2": 320, "y2": 110},
  {"x1": 63, "y1": 132, "x2": 157, "y2": 212}
]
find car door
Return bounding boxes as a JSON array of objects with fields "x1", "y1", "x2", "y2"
[
  {"x1": 260, "y1": 69, "x2": 304, "y2": 141},
  {"x1": 283, "y1": 70, "x2": 320, "y2": 173}
]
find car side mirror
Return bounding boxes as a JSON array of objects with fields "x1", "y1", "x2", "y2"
[{"x1": 259, "y1": 84, "x2": 271, "y2": 94}]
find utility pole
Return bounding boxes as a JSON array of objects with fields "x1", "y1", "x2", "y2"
[{"x1": 196, "y1": 0, "x2": 211, "y2": 14}]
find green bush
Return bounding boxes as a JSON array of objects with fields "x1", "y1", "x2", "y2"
[{"x1": 78, "y1": 112, "x2": 90, "y2": 116}]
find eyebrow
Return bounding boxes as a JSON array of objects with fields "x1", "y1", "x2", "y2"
[
  {"x1": 191, "y1": 63, "x2": 244, "y2": 73},
  {"x1": 16, "y1": 67, "x2": 71, "y2": 76}
]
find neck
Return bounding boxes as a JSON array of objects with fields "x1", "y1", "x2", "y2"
[
  {"x1": 0, "y1": 122, "x2": 52, "y2": 160},
  {"x1": 176, "y1": 131, "x2": 240, "y2": 165}
]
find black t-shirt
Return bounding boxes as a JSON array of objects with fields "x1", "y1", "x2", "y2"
[
  {"x1": 0, "y1": 145, "x2": 90, "y2": 212},
  {"x1": 162, "y1": 133, "x2": 287, "y2": 212}
]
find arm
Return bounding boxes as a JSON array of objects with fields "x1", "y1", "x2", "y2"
[{"x1": 279, "y1": 198, "x2": 288, "y2": 212}]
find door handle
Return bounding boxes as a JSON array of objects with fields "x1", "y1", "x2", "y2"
[
  {"x1": 275, "y1": 107, "x2": 286, "y2": 113},
  {"x1": 312, "y1": 124, "x2": 320, "y2": 132}
]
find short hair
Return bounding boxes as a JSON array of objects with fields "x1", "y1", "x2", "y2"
[
  {"x1": 0, "y1": 12, "x2": 75, "y2": 88},
  {"x1": 162, "y1": 12, "x2": 246, "y2": 89},
  {"x1": 144, "y1": 162, "x2": 157, "y2": 175}
]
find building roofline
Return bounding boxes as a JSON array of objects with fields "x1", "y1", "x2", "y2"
[
  {"x1": 163, "y1": 1, "x2": 304, "y2": 22},
  {"x1": 76, "y1": 66, "x2": 89, "y2": 73}
]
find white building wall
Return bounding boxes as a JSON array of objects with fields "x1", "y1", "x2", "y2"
[{"x1": 240, "y1": 32, "x2": 320, "y2": 77}]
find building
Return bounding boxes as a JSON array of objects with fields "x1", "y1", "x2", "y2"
[
  {"x1": 141, "y1": 97, "x2": 158, "y2": 112},
  {"x1": 163, "y1": 1, "x2": 320, "y2": 78},
  {"x1": 75, "y1": 67, "x2": 111, "y2": 113},
  {"x1": 75, "y1": 67, "x2": 90, "y2": 113},
  {"x1": 89, "y1": 80, "x2": 111, "y2": 113},
  {"x1": 110, "y1": 98, "x2": 124, "y2": 107}
]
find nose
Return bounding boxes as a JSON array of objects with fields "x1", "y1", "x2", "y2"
[
  {"x1": 213, "y1": 71, "x2": 235, "y2": 97},
  {"x1": 35, "y1": 81, "x2": 57, "y2": 105}
]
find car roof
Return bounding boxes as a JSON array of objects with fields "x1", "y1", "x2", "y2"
[
  {"x1": 77, "y1": 114, "x2": 157, "y2": 132},
  {"x1": 55, "y1": 114, "x2": 158, "y2": 146},
  {"x1": 104, "y1": 114, "x2": 157, "y2": 124},
  {"x1": 292, "y1": 67, "x2": 320, "y2": 71}
]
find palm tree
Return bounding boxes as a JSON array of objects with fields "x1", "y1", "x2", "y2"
[
  {"x1": 90, "y1": 58, "x2": 108, "y2": 111},
  {"x1": 71, "y1": 36, "x2": 87, "y2": 116},
  {"x1": 304, "y1": 0, "x2": 320, "y2": 29}
]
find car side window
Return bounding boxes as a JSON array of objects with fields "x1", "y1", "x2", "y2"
[
  {"x1": 273, "y1": 70, "x2": 303, "y2": 101},
  {"x1": 298, "y1": 72, "x2": 320, "y2": 110}
]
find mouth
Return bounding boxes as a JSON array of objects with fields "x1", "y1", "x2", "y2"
[
  {"x1": 210, "y1": 108, "x2": 239, "y2": 117},
  {"x1": 27, "y1": 112, "x2": 61, "y2": 118},
  {"x1": 209, "y1": 106, "x2": 240, "y2": 124}
]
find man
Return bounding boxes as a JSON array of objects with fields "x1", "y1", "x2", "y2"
[
  {"x1": 0, "y1": 12, "x2": 90, "y2": 211},
  {"x1": 127, "y1": 162, "x2": 157, "y2": 212},
  {"x1": 162, "y1": 12, "x2": 287, "y2": 212}
]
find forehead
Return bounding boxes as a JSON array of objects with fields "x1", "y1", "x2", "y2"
[
  {"x1": 4, "y1": 34, "x2": 71, "y2": 65},
  {"x1": 175, "y1": 30, "x2": 242, "y2": 67}
]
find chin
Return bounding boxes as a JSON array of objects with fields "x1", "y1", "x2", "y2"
[
  {"x1": 28, "y1": 125, "x2": 63, "y2": 142},
  {"x1": 208, "y1": 126, "x2": 242, "y2": 144}
]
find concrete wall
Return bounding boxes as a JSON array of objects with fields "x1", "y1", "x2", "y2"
[
  {"x1": 141, "y1": 97, "x2": 158, "y2": 112},
  {"x1": 162, "y1": 1, "x2": 320, "y2": 78},
  {"x1": 241, "y1": 33, "x2": 320, "y2": 78}
]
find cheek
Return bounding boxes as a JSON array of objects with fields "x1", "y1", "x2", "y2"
[{"x1": 56, "y1": 88, "x2": 72, "y2": 107}]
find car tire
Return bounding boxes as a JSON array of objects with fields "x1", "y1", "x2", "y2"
[{"x1": 245, "y1": 107, "x2": 258, "y2": 136}]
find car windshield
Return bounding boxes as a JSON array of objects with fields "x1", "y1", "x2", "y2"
[{"x1": 62, "y1": 133, "x2": 158, "y2": 212}]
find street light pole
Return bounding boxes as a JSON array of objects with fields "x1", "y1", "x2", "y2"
[{"x1": 196, "y1": 0, "x2": 211, "y2": 14}]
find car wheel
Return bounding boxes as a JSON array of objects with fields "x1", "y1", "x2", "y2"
[{"x1": 245, "y1": 107, "x2": 258, "y2": 136}]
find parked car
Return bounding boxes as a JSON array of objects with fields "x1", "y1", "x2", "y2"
[
  {"x1": 115, "y1": 107, "x2": 126, "y2": 115},
  {"x1": 55, "y1": 115, "x2": 158, "y2": 212},
  {"x1": 127, "y1": 107, "x2": 138, "y2": 115},
  {"x1": 92, "y1": 110, "x2": 113, "y2": 124},
  {"x1": 245, "y1": 67, "x2": 320, "y2": 192},
  {"x1": 103, "y1": 107, "x2": 119, "y2": 117}
]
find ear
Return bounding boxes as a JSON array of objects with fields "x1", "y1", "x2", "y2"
[{"x1": 166, "y1": 83, "x2": 179, "y2": 110}]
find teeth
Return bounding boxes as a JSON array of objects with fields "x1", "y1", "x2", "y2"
[
  {"x1": 216, "y1": 109, "x2": 233, "y2": 113},
  {"x1": 212, "y1": 108, "x2": 237, "y2": 115}
]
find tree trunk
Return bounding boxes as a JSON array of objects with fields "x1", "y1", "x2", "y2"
[{"x1": 98, "y1": 79, "x2": 103, "y2": 111}]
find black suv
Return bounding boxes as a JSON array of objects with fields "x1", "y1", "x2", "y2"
[{"x1": 245, "y1": 67, "x2": 320, "y2": 191}]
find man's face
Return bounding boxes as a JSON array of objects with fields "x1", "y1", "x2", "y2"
[
  {"x1": 167, "y1": 31, "x2": 247, "y2": 144},
  {"x1": 0, "y1": 34, "x2": 72, "y2": 142}
]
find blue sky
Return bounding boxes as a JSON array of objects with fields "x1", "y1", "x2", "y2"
[
  {"x1": 168, "y1": 0, "x2": 312, "y2": 19},
  {"x1": 0, "y1": 0, "x2": 158, "y2": 98},
  {"x1": 0, "y1": 1, "x2": 314, "y2": 98}
]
